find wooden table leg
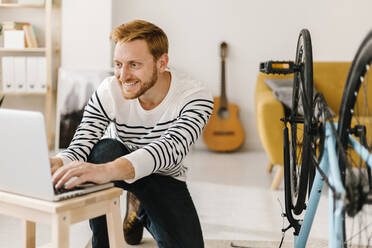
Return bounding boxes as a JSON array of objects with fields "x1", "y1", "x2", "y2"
[
  {"x1": 106, "y1": 197, "x2": 125, "y2": 247},
  {"x1": 52, "y1": 213, "x2": 70, "y2": 248},
  {"x1": 22, "y1": 220, "x2": 36, "y2": 248}
]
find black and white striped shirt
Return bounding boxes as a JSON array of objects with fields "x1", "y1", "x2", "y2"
[{"x1": 57, "y1": 68, "x2": 214, "y2": 182}]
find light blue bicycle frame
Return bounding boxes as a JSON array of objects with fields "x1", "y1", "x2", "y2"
[{"x1": 293, "y1": 122, "x2": 372, "y2": 248}]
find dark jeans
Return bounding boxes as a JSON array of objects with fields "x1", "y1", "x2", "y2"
[{"x1": 87, "y1": 138, "x2": 204, "y2": 248}]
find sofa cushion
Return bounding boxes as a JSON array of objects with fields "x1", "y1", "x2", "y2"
[
  {"x1": 264, "y1": 78, "x2": 293, "y2": 91},
  {"x1": 264, "y1": 78, "x2": 298, "y2": 113},
  {"x1": 264, "y1": 78, "x2": 335, "y2": 116},
  {"x1": 272, "y1": 86, "x2": 294, "y2": 111}
]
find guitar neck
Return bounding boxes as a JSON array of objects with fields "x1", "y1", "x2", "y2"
[{"x1": 220, "y1": 59, "x2": 228, "y2": 108}]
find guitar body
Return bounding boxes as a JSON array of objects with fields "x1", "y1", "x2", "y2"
[{"x1": 203, "y1": 96, "x2": 245, "y2": 152}]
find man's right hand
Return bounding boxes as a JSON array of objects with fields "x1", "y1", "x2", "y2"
[{"x1": 50, "y1": 157, "x2": 63, "y2": 175}]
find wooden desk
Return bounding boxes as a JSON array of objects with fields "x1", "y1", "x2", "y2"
[{"x1": 0, "y1": 187, "x2": 125, "y2": 248}]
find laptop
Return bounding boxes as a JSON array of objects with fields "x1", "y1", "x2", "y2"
[{"x1": 0, "y1": 108, "x2": 114, "y2": 201}]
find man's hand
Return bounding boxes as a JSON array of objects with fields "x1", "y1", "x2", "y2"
[
  {"x1": 52, "y1": 161, "x2": 111, "y2": 189},
  {"x1": 50, "y1": 157, "x2": 63, "y2": 175},
  {"x1": 52, "y1": 157, "x2": 135, "y2": 190}
]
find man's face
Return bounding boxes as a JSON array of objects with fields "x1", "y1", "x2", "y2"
[{"x1": 114, "y1": 39, "x2": 158, "y2": 99}]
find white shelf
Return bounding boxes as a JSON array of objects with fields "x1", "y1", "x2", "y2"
[
  {"x1": 0, "y1": 0, "x2": 60, "y2": 149},
  {"x1": 0, "y1": 47, "x2": 46, "y2": 53},
  {"x1": 0, "y1": 91, "x2": 46, "y2": 96},
  {"x1": 0, "y1": 3, "x2": 45, "y2": 8}
]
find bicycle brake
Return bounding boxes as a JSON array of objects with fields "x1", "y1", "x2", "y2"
[{"x1": 259, "y1": 61, "x2": 297, "y2": 74}]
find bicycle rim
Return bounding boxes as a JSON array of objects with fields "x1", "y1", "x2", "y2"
[
  {"x1": 289, "y1": 29, "x2": 314, "y2": 215},
  {"x1": 338, "y1": 30, "x2": 372, "y2": 247}
]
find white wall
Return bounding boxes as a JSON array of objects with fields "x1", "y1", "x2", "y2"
[
  {"x1": 111, "y1": 0, "x2": 372, "y2": 150},
  {"x1": 60, "y1": 0, "x2": 372, "y2": 150},
  {"x1": 61, "y1": 0, "x2": 112, "y2": 70},
  {"x1": 4, "y1": 0, "x2": 372, "y2": 150}
]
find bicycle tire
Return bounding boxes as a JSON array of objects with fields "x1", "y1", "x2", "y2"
[
  {"x1": 338, "y1": 30, "x2": 372, "y2": 247},
  {"x1": 288, "y1": 29, "x2": 314, "y2": 215}
]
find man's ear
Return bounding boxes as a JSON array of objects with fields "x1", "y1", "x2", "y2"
[{"x1": 157, "y1": 53, "x2": 169, "y2": 72}]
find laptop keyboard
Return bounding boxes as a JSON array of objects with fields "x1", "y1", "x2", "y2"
[
  {"x1": 54, "y1": 185, "x2": 83, "y2": 195},
  {"x1": 53, "y1": 182, "x2": 97, "y2": 195}
]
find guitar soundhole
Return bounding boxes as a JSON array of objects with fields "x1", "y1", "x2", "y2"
[{"x1": 218, "y1": 107, "x2": 230, "y2": 120}]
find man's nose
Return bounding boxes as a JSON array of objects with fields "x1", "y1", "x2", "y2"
[{"x1": 119, "y1": 66, "x2": 131, "y2": 81}]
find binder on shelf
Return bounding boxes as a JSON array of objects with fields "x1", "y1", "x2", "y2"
[
  {"x1": 36, "y1": 56, "x2": 47, "y2": 93},
  {"x1": 13, "y1": 56, "x2": 26, "y2": 92},
  {"x1": 25, "y1": 56, "x2": 46, "y2": 93},
  {"x1": 26, "y1": 56, "x2": 38, "y2": 92},
  {"x1": 1, "y1": 56, "x2": 15, "y2": 93},
  {"x1": 1, "y1": 56, "x2": 46, "y2": 94}
]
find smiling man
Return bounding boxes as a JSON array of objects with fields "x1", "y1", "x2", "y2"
[{"x1": 49, "y1": 20, "x2": 213, "y2": 248}]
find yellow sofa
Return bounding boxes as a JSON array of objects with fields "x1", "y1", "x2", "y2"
[{"x1": 255, "y1": 62, "x2": 351, "y2": 190}]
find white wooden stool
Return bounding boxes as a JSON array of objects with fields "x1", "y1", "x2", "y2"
[{"x1": 0, "y1": 187, "x2": 125, "y2": 248}]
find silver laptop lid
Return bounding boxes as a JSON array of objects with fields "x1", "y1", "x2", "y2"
[{"x1": 0, "y1": 109, "x2": 55, "y2": 201}]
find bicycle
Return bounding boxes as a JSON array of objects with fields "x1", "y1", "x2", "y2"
[{"x1": 260, "y1": 29, "x2": 372, "y2": 247}]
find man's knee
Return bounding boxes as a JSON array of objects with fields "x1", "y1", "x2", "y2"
[{"x1": 87, "y1": 138, "x2": 130, "y2": 164}]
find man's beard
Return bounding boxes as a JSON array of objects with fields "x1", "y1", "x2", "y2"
[{"x1": 118, "y1": 64, "x2": 158, "y2": 100}]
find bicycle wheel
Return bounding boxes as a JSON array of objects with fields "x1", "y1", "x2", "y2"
[
  {"x1": 289, "y1": 29, "x2": 314, "y2": 215},
  {"x1": 338, "y1": 30, "x2": 372, "y2": 247}
]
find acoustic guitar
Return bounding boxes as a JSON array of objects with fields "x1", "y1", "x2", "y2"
[{"x1": 203, "y1": 42, "x2": 245, "y2": 152}]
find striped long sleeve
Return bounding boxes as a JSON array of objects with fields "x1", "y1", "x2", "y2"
[
  {"x1": 124, "y1": 97, "x2": 213, "y2": 181},
  {"x1": 57, "y1": 68, "x2": 213, "y2": 182},
  {"x1": 57, "y1": 89, "x2": 113, "y2": 165}
]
